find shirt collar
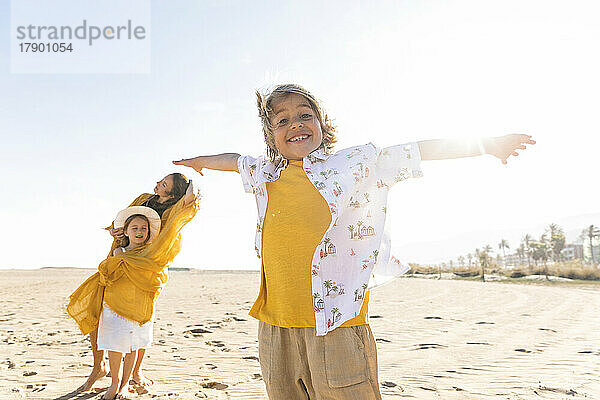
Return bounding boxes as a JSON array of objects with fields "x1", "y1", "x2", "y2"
[
  {"x1": 307, "y1": 147, "x2": 329, "y2": 161},
  {"x1": 259, "y1": 148, "x2": 330, "y2": 185}
]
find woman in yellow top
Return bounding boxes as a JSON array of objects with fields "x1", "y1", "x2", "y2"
[{"x1": 67, "y1": 173, "x2": 199, "y2": 396}]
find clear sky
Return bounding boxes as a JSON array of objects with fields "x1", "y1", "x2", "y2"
[{"x1": 2, "y1": 0, "x2": 599, "y2": 269}]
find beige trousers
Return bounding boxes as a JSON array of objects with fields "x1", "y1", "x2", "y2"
[{"x1": 258, "y1": 322, "x2": 382, "y2": 400}]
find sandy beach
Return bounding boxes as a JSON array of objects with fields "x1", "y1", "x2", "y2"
[{"x1": 0, "y1": 268, "x2": 599, "y2": 399}]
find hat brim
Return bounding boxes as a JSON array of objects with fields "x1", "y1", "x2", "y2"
[{"x1": 114, "y1": 206, "x2": 162, "y2": 244}]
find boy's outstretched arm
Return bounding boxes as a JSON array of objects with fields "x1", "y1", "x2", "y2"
[
  {"x1": 418, "y1": 134, "x2": 535, "y2": 165},
  {"x1": 173, "y1": 153, "x2": 241, "y2": 175}
]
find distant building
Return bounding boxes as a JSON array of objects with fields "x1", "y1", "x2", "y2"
[
  {"x1": 504, "y1": 253, "x2": 522, "y2": 268},
  {"x1": 583, "y1": 237, "x2": 600, "y2": 263},
  {"x1": 562, "y1": 244, "x2": 584, "y2": 261}
]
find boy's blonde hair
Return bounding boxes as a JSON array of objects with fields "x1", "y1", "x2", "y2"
[{"x1": 256, "y1": 84, "x2": 337, "y2": 162}]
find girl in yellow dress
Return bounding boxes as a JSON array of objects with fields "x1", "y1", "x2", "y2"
[{"x1": 68, "y1": 174, "x2": 199, "y2": 398}]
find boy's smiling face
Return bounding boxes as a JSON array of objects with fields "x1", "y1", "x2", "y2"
[{"x1": 271, "y1": 93, "x2": 323, "y2": 161}]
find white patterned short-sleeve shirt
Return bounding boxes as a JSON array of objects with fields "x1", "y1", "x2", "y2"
[{"x1": 238, "y1": 142, "x2": 423, "y2": 336}]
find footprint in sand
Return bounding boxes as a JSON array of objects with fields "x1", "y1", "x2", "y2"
[
  {"x1": 25, "y1": 383, "x2": 46, "y2": 392},
  {"x1": 376, "y1": 338, "x2": 391, "y2": 343},
  {"x1": 535, "y1": 386, "x2": 577, "y2": 396},
  {"x1": 381, "y1": 381, "x2": 397, "y2": 388},
  {"x1": 475, "y1": 321, "x2": 495, "y2": 325},
  {"x1": 466, "y1": 342, "x2": 490, "y2": 345},
  {"x1": 203, "y1": 363, "x2": 217, "y2": 370},
  {"x1": 514, "y1": 348, "x2": 533, "y2": 353},
  {"x1": 200, "y1": 382, "x2": 228, "y2": 390},
  {"x1": 414, "y1": 343, "x2": 446, "y2": 350},
  {"x1": 424, "y1": 316, "x2": 442, "y2": 320},
  {"x1": 538, "y1": 328, "x2": 557, "y2": 333},
  {"x1": 242, "y1": 356, "x2": 259, "y2": 361},
  {"x1": 185, "y1": 327, "x2": 212, "y2": 335},
  {"x1": 23, "y1": 371, "x2": 37, "y2": 376},
  {"x1": 461, "y1": 367, "x2": 489, "y2": 371}
]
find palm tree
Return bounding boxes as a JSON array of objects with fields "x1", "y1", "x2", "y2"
[
  {"x1": 498, "y1": 239, "x2": 509, "y2": 267},
  {"x1": 522, "y1": 234, "x2": 533, "y2": 266},
  {"x1": 347, "y1": 225, "x2": 354, "y2": 239},
  {"x1": 477, "y1": 247, "x2": 491, "y2": 281},
  {"x1": 547, "y1": 223, "x2": 565, "y2": 263},
  {"x1": 531, "y1": 235, "x2": 551, "y2": 280},
  {"x1": 475, "y1": 249, "x2": 482, "y2": 279},
  {"x1": 467, "y1": 253, "x2": 473, "y2": 267},
  {"x1": 312, "y1": 293, "x2": 321, "y2": 310},
  {"x1": 332, "y1": 307, "x2": 340, "y2": 322},
  {"x1": 324, "y1": 280, "x2": 333, "y2": 296},
  {"x1": 458, "y1": 256, "x2": 465, "y2": 268},
  {"x1": 516, "y1": 243, "x2": 526, "y2": 266},
  {"x1": 323, "y1": 237, "x2": 331, "y2": 253},
  {"x1": 583, "y1": 225, "x2": 600, "y2": 264}
]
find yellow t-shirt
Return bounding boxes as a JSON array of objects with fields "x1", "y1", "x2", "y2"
[{"x1": 249, "y1": 159, "x2": 369, "y2": 327}]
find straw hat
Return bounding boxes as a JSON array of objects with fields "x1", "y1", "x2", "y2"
[{"x1": 113, "y1": 206, "x2": 161, "y2": 244}]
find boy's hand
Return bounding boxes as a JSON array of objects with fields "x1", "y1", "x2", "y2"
[
  {"x1": 485, "y1": 134, "x2": 536, "y2": 165},
  {"x1": 173, "y1": 158, "x2": 204, "y2": 175}
]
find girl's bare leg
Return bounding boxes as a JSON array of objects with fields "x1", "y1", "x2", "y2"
[
  {"x1": 77, "y1": 328, "x2": 108, "y2": 391},
  {"x1": 117, "y1": 350, "x2": 136, "y2": 398},
  {"x1": 104, "y1": 351, "x2": 122, "y2": 400},
  {"x1": 131, "y1": 349, "x2": 153, "y2": 387}
]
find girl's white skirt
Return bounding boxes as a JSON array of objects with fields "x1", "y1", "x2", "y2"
[{"x1": 97, "y1": 303, "x2": 153, "y2": 353}]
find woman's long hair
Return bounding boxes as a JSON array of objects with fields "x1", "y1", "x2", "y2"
[{"x1": 144, "y1": 173, "x2": 189, "y2": 216}]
